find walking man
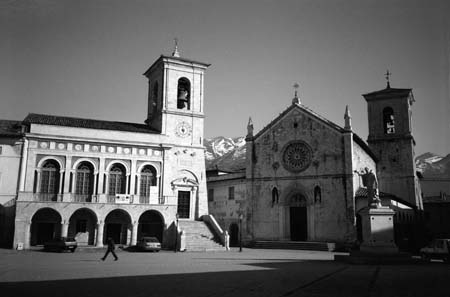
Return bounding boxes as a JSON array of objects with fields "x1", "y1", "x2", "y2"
[{"x1": 101, "y1": 237, "x2": 118, "y2": 261}]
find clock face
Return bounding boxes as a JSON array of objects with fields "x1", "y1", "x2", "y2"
[{"x1": 175, "y1": 121, "x2": 192, "y2": 138}]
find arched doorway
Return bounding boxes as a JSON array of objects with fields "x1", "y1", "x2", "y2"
[
  {"x1": 104, "y1": 209, "x2": 131, "y2": 245},
  {"x1": 289, "y1": 193, "x2": 307, "y2": 241},
  {"x1": 30, "y1": 208, "x2": 62, "y2": 245},
  {"x1": 138, "y1": 210, "x2": 164, "y2": 243},
  {"x1": 68, "y1": 208, "x2": 98, "y2": 246},
  {"x1": 229, "y1": 223, "x2": 239, "y2": 247}
]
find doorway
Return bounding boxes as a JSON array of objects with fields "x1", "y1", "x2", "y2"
[
  {"x1": 106, "y1": 223, "x2": 122, "y2": 244},
  {"x1": 177, "y1": 191, "x2": 191, "y2": 219},
  {"x1": 290, "y1": 206, "x2": 307, "y2": 241}
]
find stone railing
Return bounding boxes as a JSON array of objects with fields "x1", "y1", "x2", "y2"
[
  {"x1": 202, "y1": 214, "x2": 229, "y2": 250},
  {"x1": 72, "y1": 194, "x2": 96, "y2": 203},
  {"x1": 34, "y1": 193, "x2": 63, "y2": 202}
]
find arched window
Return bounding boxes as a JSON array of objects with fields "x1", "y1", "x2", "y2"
[
  {"x1": 140, "y1": 165, "x2": 157, "y2": 203},
  {"x1": 152, "y1": 82, "x2": 159, "y2": 111},
  {"x1": 383, "y1": 107, "x2": 395, "y2": 134},
  {"x1": 75, "y1": 162, "x2": 94, "y2": 202},
  {"x1": 40, "y1": 160, "x2": 60, "y2": 201},
  {"x1": 108, "y1": 164, "x2": 126, "y2": 197},
  {"x1": 272, "y1": 187, "x2": 279, "y2": 206},
  {"x1": 177, "y1": 77, "x2": 191, "y2": 110},
  {"x1": 314, "y1": 186, "x2": 321, "y2": 203}
]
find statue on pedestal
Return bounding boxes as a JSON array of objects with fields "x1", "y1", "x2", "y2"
[{"x1": 356, "y1": 167, "x2": 381, "y2": 208}]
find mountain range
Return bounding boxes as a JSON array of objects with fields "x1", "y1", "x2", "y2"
[{"x1": 204, "y1": 136, "x2": 450, "y2": 177}]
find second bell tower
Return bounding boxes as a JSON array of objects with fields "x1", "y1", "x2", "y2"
[{"x1": 363, "y1": 80, "x2": 422, "y2": 209}]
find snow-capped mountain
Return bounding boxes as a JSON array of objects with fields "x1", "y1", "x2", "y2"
[
  {"x1": 415, "y1": 152, "x2": 450, "y2": 177},
  {"x1": 204, "y1": 136, "x2": 246, "y2": 171},
  {"x1": 204, "y1": 137, "x2": 450, "y2": 178}
]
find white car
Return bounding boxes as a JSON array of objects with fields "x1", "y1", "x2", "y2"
[
  {"x1": 420, "y1": 239, "x2": 450, "y2": 262},
  {"x1": 136, "y1": 236, "x2": 161, "y2": 252}
]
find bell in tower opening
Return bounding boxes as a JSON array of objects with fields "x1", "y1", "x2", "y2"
[{"x1": 177, "y1": 77, "x2": 191, "y2": 110}]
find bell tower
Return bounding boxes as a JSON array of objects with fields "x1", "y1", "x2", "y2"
[
  {"x1": 363, "y1": 73, "x2": 422, "y2": 209},
  {"x1": 143, "y1": 43, "x2": 210, "y2": 145}
]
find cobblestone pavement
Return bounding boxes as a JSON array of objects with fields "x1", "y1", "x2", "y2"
[{"x1": 0, "y1": 248, "x2": 449, "y2": 297}]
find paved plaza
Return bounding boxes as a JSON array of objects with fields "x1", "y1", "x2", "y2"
[{"x1": 0, "y1": 248, "x2": 449, "y2": 297}]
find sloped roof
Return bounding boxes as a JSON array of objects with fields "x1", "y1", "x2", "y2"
[
  {"x1": 23, "y1": 113, "x2": 159, "y2": 134},
  {"x1": 0, "y1": 119, "x2": 23, "y2": 137},
  {"x1": 251, "y1": 103, "x2": 376, "y2": 160},
  {"x1": 253, "y1": 103, "x2": 345, "y2": 140},
  {"x1": 363, "y1": 87, "x2": 412, "y2": 100},
  {"x1": 355, "y1": 187, "x2": 418, "y2": 209}
]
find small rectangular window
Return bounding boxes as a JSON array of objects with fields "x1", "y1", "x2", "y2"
[
  {"x1": 228, "y1": 186, "x2": 235, "y2": 200},
  {"x1": 208, "y1": 189, "x2": 214, "y2": 202},
  {"x1": 0, "y1": 146, "x2": 2, "y2": 154}
]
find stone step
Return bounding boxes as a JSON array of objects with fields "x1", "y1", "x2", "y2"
[
  {"x1": 178, "y1": 220, "x2": 225, "y2": 252},
  {"x1": 252, "y1": 241, "x2": 335, "y2": 251}
]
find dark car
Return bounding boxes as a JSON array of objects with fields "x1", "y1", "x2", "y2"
[
  {"x1": 44, "y1": 237, "x2": 77, "y2": 252},
  {"x1": 136, "y1": 236, "x2": 161, "y2": 252}
]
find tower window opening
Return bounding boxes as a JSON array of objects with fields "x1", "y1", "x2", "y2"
[
  {"x1": 177, "y1": 78, "x2": 191, "y2": 110},
  {"x1": 383, "y1": 107, "x2": 395, "y2": 134}
]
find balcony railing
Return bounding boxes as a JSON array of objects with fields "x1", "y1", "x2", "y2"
[
  {"x1": 72, "y1": 194, "x2": 96, "y2": 203},
  {"x1": 34, "y1": 193, "x2": 62, "y2": 202},
  {"x1": 139, "y1": 195, "x2": 149, "y2": 204}
]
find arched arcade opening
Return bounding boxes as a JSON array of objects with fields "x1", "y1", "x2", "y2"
[
  {"x1": 138, "y1": 210, "x2": 164, "y2": 243},
  {"x1": 68, "y1": 208, "x2": 98, "y2": 246},
  {"x1": 30, "y1": 208, "x2": 62, "y2": 246},
  {"x1": 104, "y1": 209, "x2": 131, "y2": 245}
]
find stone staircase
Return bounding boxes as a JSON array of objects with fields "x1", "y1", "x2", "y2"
[
  {"x1": 252, "y1": 240, "x2": 335, "y2": 251},
  {"x1": 178, "y1": 220, "x2": 226, "y2": 252}
]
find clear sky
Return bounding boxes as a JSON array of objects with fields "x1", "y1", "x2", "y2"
[{"x1": 1, "y1": 0, "x2": 449, "y2": 156}]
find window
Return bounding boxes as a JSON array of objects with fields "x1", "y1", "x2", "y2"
[
  {"x1": 75, "y1": 162, "x2": 94, "y2": 200},
  {"x1": 314, "y1": 186, "x2": 321, "y2": 203},
  {"x1": 383, "y1": 107, "x2": 395, "y2": 134},
  {"x1": 108, "y1": 164, "x2": 126, "y2": 195},
  {"x1": 40, "y1": 160, "x2": 60, "y2": 200},
  {"x1": 0, "y1": 146, "x2": 2, "y2": 154},
  {"x1": 208, "y1": 189, "x2": 214, "y2": 202},
  {"x1": 177, "y1": 77, "x2": 191, "y2": 110},
  {"x1": 272, "y1": 187, "x2": 279, "y2": 205},
  {"x1": 140, "y1": 165, "x2": 156, "y2": 198},
  {"x1": 228, "y1": 186, "x2": 235, "y2": 200}
]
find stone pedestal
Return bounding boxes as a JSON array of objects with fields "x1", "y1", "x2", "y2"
[{"x1": 359, "y1": 206, "x2": 397, "y2": 253}]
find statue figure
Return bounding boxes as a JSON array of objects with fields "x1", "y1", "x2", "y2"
[{"x1": 356, "y1": 167, "x2": 381, "y2": 208}]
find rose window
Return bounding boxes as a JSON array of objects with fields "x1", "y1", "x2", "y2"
[{"x1": 282, "y1": 141, "x2": 312, "y2": 172}]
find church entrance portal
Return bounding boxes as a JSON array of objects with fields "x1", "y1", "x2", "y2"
[{"x1": 290, "y1": 206, "x2": 307, "y2": 241}]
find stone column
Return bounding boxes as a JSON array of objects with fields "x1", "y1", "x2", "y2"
[
  {"x1": 61, "y1": 221, "x2": 69, "y2": 238},
  {"x1": 96, "y1": 222, "x2": 104, "y2": 247},
  {"x1": 24, "y1": 221, "x2": 31, "y2": 249},
  {"x1": 18, "y1": 138, "x2": 29, "y2": 192},
  {"x1": 131, "y1": 221, "x2": 139, "y2": 246}
]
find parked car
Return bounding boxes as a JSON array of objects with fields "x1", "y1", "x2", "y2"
[
  {"x1": 44, "y1": 237, "x2": 77, "y2": 252},
  {"x1": 420, "y1": 239, "x2": 450, "y2": 262},
  {"x1": 136, "y1": 236, "x2": 161, "y2": 252}
]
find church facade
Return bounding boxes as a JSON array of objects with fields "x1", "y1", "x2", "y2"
[
  {"x1": 0, "y1": 49, "x2": 212, "y2": 249},
  {"x1": 208, "y1": 84, "x2": 423, "y2": 248}
]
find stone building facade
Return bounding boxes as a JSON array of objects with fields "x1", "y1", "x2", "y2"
[
  {"x1": 0, "y1": 50, "x2": 213, "y2": 249},
  {"x1": 208, "y1": 85, "x2": 423, "y2": 247}
]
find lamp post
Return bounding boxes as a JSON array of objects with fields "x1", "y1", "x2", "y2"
[
  {"x1": 239, "y1": 213, "x2": 243, "y2": 252},
  {"x1": 174, "y1": 213, "x2": 179, "y2": 253}
]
